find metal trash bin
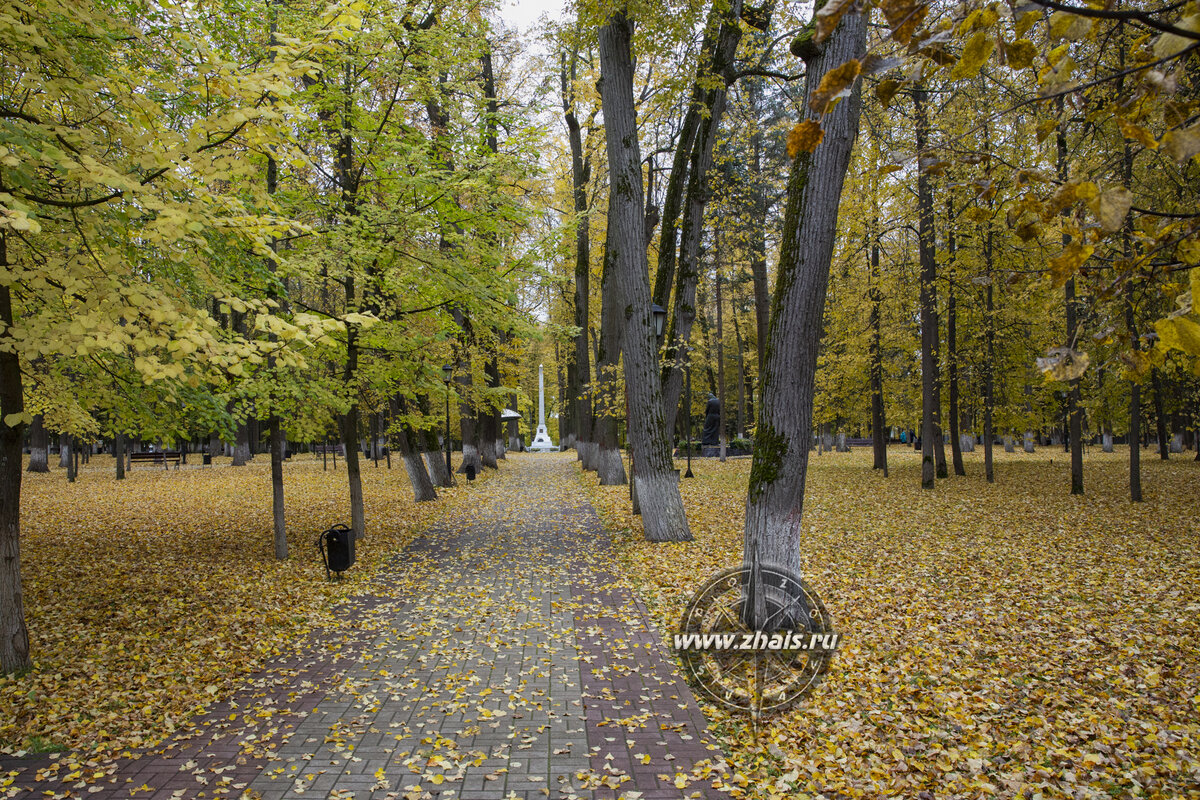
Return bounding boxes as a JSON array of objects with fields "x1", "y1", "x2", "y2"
[
  {"x1": 202, "y1": 453, "x2": 212, "y2": 465},
  {"x1": 317, "y1": 524, "x2": 355, "y2": 580},
  {"x1": 465, "y1": 464, "x2": 476, "y2": 481}
]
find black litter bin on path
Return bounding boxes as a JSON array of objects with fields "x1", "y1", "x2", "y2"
[{"x1": 317, "y1": 524, "x2": 355, "y2": 580}]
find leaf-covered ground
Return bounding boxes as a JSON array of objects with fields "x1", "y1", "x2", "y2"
[
  {"x1": 584, "y1": 447, "x2": 1200, "y2": 799},
  {"x1": 1, "y1": 454, "x2": 467, "y2": 757}
]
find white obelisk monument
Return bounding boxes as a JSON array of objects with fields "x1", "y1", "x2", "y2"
[{"x1": 529, "y1": 364, "x2": 556, "y2": 451}]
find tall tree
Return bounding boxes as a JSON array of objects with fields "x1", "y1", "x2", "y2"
[
  {"x1": 742, "y1": 4, "x2": 868, "y2": 609},
  {"x1": 597, "y1": 6, "x2": 690, "y2": 541}
]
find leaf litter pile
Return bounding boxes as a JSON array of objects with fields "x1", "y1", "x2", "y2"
[
  {"x1": 4, "y1": 447, "x2": 1198, "y2": 800},
  {"x1": 585, "y1": 448, "x2": 1200, "y2": 799},
  {"x1": 1, "y1": 455, "x2": 458, "y2": 760}
]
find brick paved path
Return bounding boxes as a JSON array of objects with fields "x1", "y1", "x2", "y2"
[{"x1": 2, "y1": 455, "x2": 727, "y2": 800}]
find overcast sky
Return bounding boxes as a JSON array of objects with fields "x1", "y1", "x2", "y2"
[{"x1": 496, "y1": 0, "x2": 566, "y2": 33}]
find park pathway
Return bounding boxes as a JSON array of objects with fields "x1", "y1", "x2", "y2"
[{"x1": 3, "y1": 454, "x2": 728, "y2": 800}]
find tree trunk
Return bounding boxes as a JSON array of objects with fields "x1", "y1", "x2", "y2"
[
  {"x1": 715, "y1": 254, "x2": 727, "y2": 462},
  {"x1": 0, "y1": 242, "x2": 33, "y2": 672},
  {"x1": 232, "y1": 422, "x2": 250, "y2": 466},
  {"x1": 393, "y1": 397, "x2": 437, "y2": 502},
  {"x1": 915, "y1": 84, "x2": 941, "y2": 489},
  {"x1": 454, "y1": 362, "x2": 483, "y2": 475},
  {"x1": 946, "y1": 199, "x2": 966, "y2": 477},
  {"x1": 588, "y1": 19, "x2": 629, "y2": 488},
  {"x1": 398, "y1": 427, "x2": 438, "y2": 502},
  {"x1": 660, "y1": 1, "x2": 744, "y2": 438},
  {"x1": 1127, "y1": 277, "x2": 1143, "y2": 502},
  {"x1": 651, "y1": 13, "x2": 712, "y2": 311},
  {"x1": 742, "y1": 9, "x2": 867, "y2": 605},
  {"x1": 869, "y1": 233, "x2": 888, "y2": 475},
  {"x1": 1057, "y1": 115, "x2": 1085, "y2": 494},
  {"x1": 732, "y1": 287, "x2": 747, "y2": 438},
  {"x1": 270, "y1": 416, "x2": 287, "y2": 559},
  {"x1": 1152, "y1": 369, "x2": 1169, "y2": 460},
  {"x1": 983, "y1": 231, "x2": 996, "y2": 484},
  {"x1": 26, "y1": 415, "x2": 48, "y2": 473},
  {"x1": 115, "y1": 431, "x2": 126, "y2": 480},
  {"x1": 340, "y1": 404, "x2": 365, "y2": 545},
  {"x1": 747, "y1": 77, "x2": 770, "y2": 387},
  {"x1": 479, "y1": 411, "x2": 499, "y2": 469},
  {"x1": 58, "y1": 432, "x2": 70, "y2": 469},
  {"x1": 418, "y1": 426, "x2": 454, "y2": 488},
  {"x1": 564, "y1": 55, "x2": 594, "y2": 461},
  {"x1": 598, "y1": 8, "x2": 687, "y2": 542}
]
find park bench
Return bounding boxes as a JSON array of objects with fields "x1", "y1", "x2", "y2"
[
  {"x1": 129, "y1": 451, "x2": 182, "y2": 468},
  {"x1": 314, "y1": 444, "x2": 345, "y2": 456}
]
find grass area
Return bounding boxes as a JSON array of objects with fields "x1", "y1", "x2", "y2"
[
  {"x1": 583, "y1": 446, "x2": 1200, "y2": 799},
  {"x1": 0, "y1": 453, "x2": 478, "y2": 757}
]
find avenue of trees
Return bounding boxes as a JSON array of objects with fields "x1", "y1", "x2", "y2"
[{"x1": 3, "y1": 0, "x2": 1198, "y2": 669}]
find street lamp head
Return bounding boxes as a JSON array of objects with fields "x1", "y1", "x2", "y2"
[
  {"x1": 650, "y1": 303, "x2": 667, "y2": 338},
  {"x1": 441, "y1": 363, "x2": 454, "y2": 383}
]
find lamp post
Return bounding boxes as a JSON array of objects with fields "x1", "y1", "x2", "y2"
[
  {"x1": 650, "y1": 303, "x2": 667, "y2": 339},
  {"x1": 442, "y1": 363, "x2": 454, "y2": 476}
]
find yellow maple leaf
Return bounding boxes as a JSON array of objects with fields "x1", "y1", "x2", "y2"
[
  {"x1": 950, "y1": 30, "x2": 995, "y2": 80},
  {"x1": 787, "y1": 121, "x2": 824, "y2": 158}
]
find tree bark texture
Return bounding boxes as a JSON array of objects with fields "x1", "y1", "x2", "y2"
[
  {"x1": 563, "y1": 48, "x2": 594, "y2": 459},
  {"x1": 742, "y1": 10, "x2": 867, "y2": 602},
  {"x1": 598, "y1": 8, "x2": 687, "y2": 541},
  {"x1": 392, "y1": 399, "x2": 437, "y2": 502},
  {"x1": 868, "y1": 238, "x2": 888, "y2": 475},
  {"x1": 26, "y1": 415, "x2": 47, "y2": 473},
  {"x1": 1057, "y1": 116, "x2": 1085, "y2": 493},
  {"x1": 915, "y1": 85, "x2": 942, "y2": 489},
  {"x1": 660, "y1": 1, "x2": 743, "y2": 438},
  {"x1": 0, "y1": 241, "x2": 32, "y2": 672},
  {"x1": 946, "y1": 200, "x2": 966, "y2": 477},
  {"x1": 270, "y1": 416, "x2": 288, "y2": 559}
]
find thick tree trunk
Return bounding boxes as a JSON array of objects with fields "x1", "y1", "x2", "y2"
[
  {"x1": 399, "y1": 430, "x2": 438, "y2": 502},
  {"x1": 58, "y1": 432, "x2": 70, "y2": 469},
  {"x1": 915, "y1": 85, "x2": 941, "y2": 489},
  {"x1": 599, "y1": 10, "x2": 689, "y2": 541},
  {"x1": 586, "y1": 34, "x2": 627, "y2": 485},
  {"x1": 232, "y1": 422, "x2": 250, "y2": 466},
  {"x1": 1, "y1": 249, "x2": 32, "y2": 672},
  {"x1": 392, "y1": 399, "x2": 437, "y2": 502},
  {"x1": 26, "y1": 415, "x2": 48, "y2": 473},
  {"x1": 418, "y1": 426, "x2": 453, "y2": 488},
  {"x1": 479, "y1": 354, "x2": 501, "y2": 469},
  {"x1": 742, "y1": 9, "x2": 867, "y2": 604},
  {"x1": 457, "y1": 394, "x2": 483, "y2": 476}
]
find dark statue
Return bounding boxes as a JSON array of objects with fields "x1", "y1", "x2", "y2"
[{"x1": 701, "y1": 393, "x2": 721, "y2": 446}]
